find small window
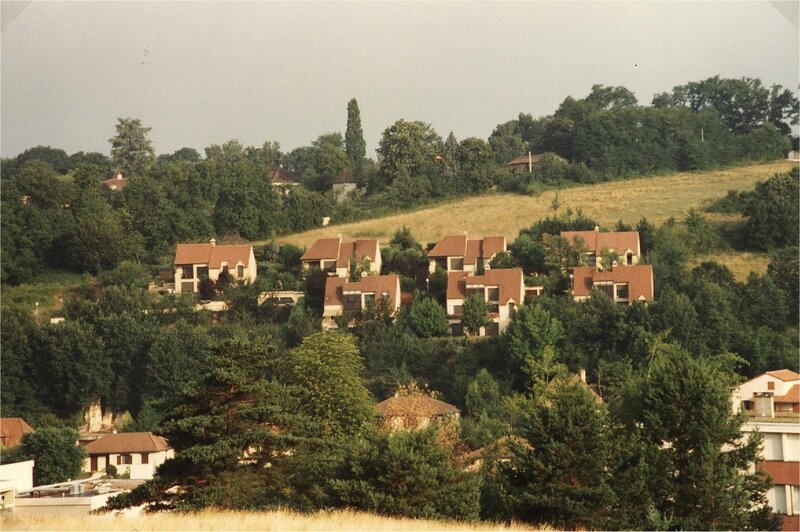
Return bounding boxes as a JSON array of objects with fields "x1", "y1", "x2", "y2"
[
  {"x1": 626, "y1": 252, "x2": 633, "y2": 265},
  {"x1": 237, "y1": 265, "x2": 244, "y2": 278},
  {"x1": 117, "y1": 454, "x2": 132, "y2": 465},
  {"x1": 450, "y1": 257, "x2": 464, "y2": 271},
  {"x1": 587, "y1": 253, "x2": 596, "y2": 267},
  {"x1": 222, "y1": 265, "x2": 229, "y2": 274},
  {"x1": 141, "y1": 453, "x2": 149, "y2": 464},
  {"x1": 181, "y1": 266, "x2": 193, "y2": 278},
  {"x1": 486, "y1": 287, "x2": 500, "y2": 303},
  {"x1": 196, "y1": 266, "x2": 209, "y2": 279},
  {"x1": 452, "y1": 305, "x2": 464, "y2": 316},
  {"x1": 768, "y1": 381, "x2": 775, "y2": 390},
  {"x1": 615, "y1": 284, "x2": 629, "y2": 300}
]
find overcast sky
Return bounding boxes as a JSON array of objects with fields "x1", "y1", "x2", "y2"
[{"x1": 2, "y1": 1, "x2": 798, "y2": 159}]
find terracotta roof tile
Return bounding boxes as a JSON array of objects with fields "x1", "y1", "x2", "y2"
[
  {"x1": 766, "y1": 370, "x2": 800, "y2": 382},
  {"x1": 325, "y1": 275, "x2": 400, "y2": 309},
  {"x1": 561, "y1": 230, "x2": 640, "y2": 256},
  {"x1": 301, "y1": 237, "x2": 342, "y2": 261},
  {"x1": 482, "y1": 236, "x2": 507, "y2": 259},
  {"x1": 572, "y1": 265, "x2": 653, "y2": 301},
  {"x1": 376, "y1": 395, "x2": 459, "y2": 417},
  {"x1": 447, "y1": 271, "x2": 468, "y2": 300},
  {"x1": 464, "y1": 239, "x2": 482, "y2": 266},
  {"x1": 505, "y1": 154, "x2": 545, "y2": 166},
  {"x1": 174, "y1": 243, "x2": 252, "y2": 269},
  {"x1": 270, "y1": 167, "x2": 300, "y2": 185},
  {"x1": 757, "y1": 461, "x2": 800, "y2": 486},
  {"x1": 84, "y1": 432, "x2": 170, "y2": 454},
  {"x1": 774, "y1": 384, "x2": 800, "y2": 403},
  {"x1": 428, "y1": 235, "x2": 467, "y2": 258},
  {"x1": 463, "y1": 268, "x2": 524, "y2": 305},
  {"x1": 0, "y1": 418, "x2": 35, "y2": 448}
]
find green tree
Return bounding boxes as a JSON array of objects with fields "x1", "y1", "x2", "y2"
[
  {"x1": 443, "y1": 131, "x2": 459, "y2": 175},
  {"x1": 18, "y1": 427, "x2": 86, "y2": 485},
  {"x1": 496, "y1": 380, "x2": 614, "y2": 529},
  {"x1": 377, "y1": 119, "x2": 442, "y2": 186},
  {"x1": 585, "y1": 84, "x2": 638, "y2": 109},
  {"x1": 345, "y1": 98, "x2": 366, "y2": 176},
  {"x1": 328, "y1": 427, "x2": 481, "y2": 521},
  {"x1": 742, "y1": 169, "x2": 799, "y2": 251},
  {"x1": 408, "y1": 294, "x2": 449, "y2": 338},
  {"x1": 281, "y1": 332, "x2": 376, "y2": 438},
  {"x1": 461, "y1": 293, "x2": 490, "y2": 336},
  {"x1": 108, "y1": 117, "x2": 156, "y2": 176},
  {"x1": 456, "y1": 137, "x2": 496, "y2": 193},
  {"x1": 503, "y1": 304, "x2": 566, "y2": 386}
]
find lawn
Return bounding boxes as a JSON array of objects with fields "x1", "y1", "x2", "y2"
[
  {"x1": 1, "y1": 270, "x2": 87, "y2": 320},
  {"x1": 274, "y1": 161, "x2": 796, "y2": 250}
]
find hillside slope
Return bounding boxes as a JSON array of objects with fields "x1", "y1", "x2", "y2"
[{"x1": 276, "y1": 161, "x2": 795, "y2": 249}]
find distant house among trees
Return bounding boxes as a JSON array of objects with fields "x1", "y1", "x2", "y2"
[
  {"x1": 323, "y1": 274, "x2": 400, "y2": 328},
  {"x1": 83, "y1": 432, "x2": 174, "y2": 480},
  {"x1": 173, "y1": 240, "x2": 256, "y2": 294},
  {"x1": 301, "y1": 236, "x2": 381, "y2": 277},
  {"x1": 0, "y1": 418, "x2": 35, "y2": 448},
  {"x1": 333, "y1": 169, "x2": 357, "y2": 202},
  {"x1": 561, "y1": 228, "x2": 641, "y2": 268},
  {"x1": 571, "y1": 264, "x2": 653, "y2": 304},
  {"x1": 101, "y1": 172, "x2": 128, "y2": 191},
  {"x1": 427, "y1": 234, "x2": 507, "y2": 274},
  {"x1": 270, "y1": 167, "x2": 300, "y2": 195},
  {"x1": 504, "y1": 152, "x2": 565, "y2": 173},
  {"x1": 376, "y1": 385, "x2": 460, "y2": 433}
]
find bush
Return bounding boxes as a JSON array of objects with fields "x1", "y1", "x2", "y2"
[{"x1": 106, "y1": 464, "x2": 118, "y2": 477}]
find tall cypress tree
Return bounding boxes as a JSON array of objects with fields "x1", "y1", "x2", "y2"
[{"x1": 345, "y1": 98, "x2": 366, "y2": 177}]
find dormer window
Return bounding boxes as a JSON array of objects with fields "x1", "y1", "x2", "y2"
[{"x1": 626, "y1": 251, "x2": 633, "y2": 265}]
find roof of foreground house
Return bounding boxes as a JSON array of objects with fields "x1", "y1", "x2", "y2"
[
  {"x1": 174, "y1": 243, "x2": 252, "y2": 268},
  {"x1": 774, "y1": 385, "x2": 800, "y2": 404},
  {"x1": 572, "y1": 265, "x2": 654, "y2": 300},
  {"x1": 376, "y1": 394, "x2": 459, "y2": 418},
  {"x1": 428, "y1": 235, "x2": 506, "y2": 265},
  {"x1": 766, "y1": 369, "x2": 800, "y2": 382},
  {"x1": 561, "y1": 230, "x2": 640, "y2": 255},
  {"x1": 324, "y1": 275, "x2": 400, "y2": 309},
  {"x1": 447, "y1": 268, "x2": 524, "y2": 305},
  {"x1": 84, "y1": 432, "x2": 170, "y2": 454},
  {"x1": 0, "y1": 418, "x2": 35, "y2": 448},
  {"x1": 301, "y1": 237, "x2": 379, "y2": 264}
]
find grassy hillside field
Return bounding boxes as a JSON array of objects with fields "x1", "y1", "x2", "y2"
[
  {"x1": 276, "y1": 161, "x2": 795, "y2": 280},
  {"x1": 1, "y1": 508, "x2": 541, "y2": 532}
]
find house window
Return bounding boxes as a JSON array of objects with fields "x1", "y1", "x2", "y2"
[
  {"x1": 117, "y1": 454, "x2": 132, "y2": 465},
  {"x1": 344, "y1": 294, "x2": 361, "y2": 312},
  {"x1": 222, "y1": 265, "x2": 229, "y2": 275},
  {"x1": 615, "y1": 284, "x2": 629, "y2": 300},
  {"x1": 595, "y1": 283, "x2": 613, "y2": 298},
  {"x1": 237, "y1": 265, "x2": 244, "y2": 279},
  {"x1": 768, "y1": 381, "x2": 775, "y2": 390},
  {"x1": 141, "y1": 453, "x2": 149, "y2": 464},
  {"x1": 450, "y1": 257, "x2": 464, "y2": 271},
  {"x1": 181, "y1": 266, "x2": 193, "y2": 278},
  {"x1": 435, "y1": 259, "x2": 447, "y2": 271},
  {"x1": 626, "y1": 252, "x2": 633, "y2": 265},
  {"x1": 321, "y1": 260, "x2": 336, "y2": 273},
  {"x1": 485, "y1": 322, "x2": 500, "y2": 336},
  {"x1": 587, "y1": 253, "x2": 597, "y2": 267},
  {"x1": 450, "y1": 323, "x2": 464, "y2": 336},
  {"x1": 452, "y1": 305, "x2": 464, "y2": 316},
  {"x1": 196, "y1": 266, "x2": 209, "y2": 279},
  {"x1": 486, "y1": 287, "x2": 499, "y2": 303},
  {"x1": 363, "y1": 293, "x2": 376, "y2": 307}
]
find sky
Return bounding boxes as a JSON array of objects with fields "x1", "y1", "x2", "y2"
[{"x1": 1, "y1": 1, "x2": 798, "y2": 159}]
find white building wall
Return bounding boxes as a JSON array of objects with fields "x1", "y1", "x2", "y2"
[{"x1": 0, "y1": 460, "x2": 34, "y2": 491}]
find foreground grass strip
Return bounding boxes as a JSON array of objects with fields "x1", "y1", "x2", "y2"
[
  {"x1": 1, "y1": 508, "x2": 543, "y2": 532},
  {"x1": 276, "y1": 161, "x2": 795, "y2": 249}
]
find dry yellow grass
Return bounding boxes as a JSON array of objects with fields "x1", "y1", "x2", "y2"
[
  {"x1": 2, "y1": 508, "x2": 542, "y2": 532},
  {"x1": 688, "y1": 251, "x2": 770, "y2": 282},
  {"x1": 274, "y1": 161, "x2": 796, "y2": 249}
]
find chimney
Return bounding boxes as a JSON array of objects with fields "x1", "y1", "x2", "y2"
[
  {"x1": 753, "y1": 392, "x2": 775, "y2": 418},
  {"x1": 116, "y1": 171, "x2": 123, "y2": 180},
  {"x1": 594, "y1": 225, "x2": 600, "y2": 232},
  {"x1": 210, "y1": 238, "x2": 216, "y2": 246},
  {"x1": 579, "y1": 369, "x2": 586, "y2": 383}
]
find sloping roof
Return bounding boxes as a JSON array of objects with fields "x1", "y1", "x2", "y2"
[
  {"x1": 447, "y1": 271, "x2": 469, "y2": 300},
  {"x1": 561, "y1": 230, "x2": 640, "y2": 256},
  {"x1": 482, "y1": 236, "x2": 507, "y2": 259},
  {"x1": 101, "y1": 177, "x2": 128, "y2": 190},
  {"x1": 336, "y1": 239, "x2": 380, "y2": 268},
  {"x1": 84, "y1": 432, "x2": 170, "y2": 454},
  {"x1": 446, "y1": 268, "x2": 524, "y2": 305},
  {"x1": 774, "y1": 384, "x2": 800, "y2": 403},
  {"x1": 376, "y1": 395, "x2": 459, "y2": 418},
  {"x1": 270, "y1": 167, "x2": 300, "y2": 185},
  {"x1": 324, "y1": 275, "x2": 400, "y2": 309},
  {"x1": 334, "y1": 169, "x2": 356, "y2": 184},
  {"x1": 566, "y1": 374, "x2": 604, "y2": 404},
  {"x1": 301, "y1": 237, "x2": 342, "y2": 261},
  {"x1": 766, "y1": 369, "x2": 800, "y2": 382},
  {"x1": 174, "y1": 243, "x2": 252, "y2": 268},
  {"x1": 428, "y1": 234, "x2": 467, "y2": 259},
  {"x1": 505, "y1": 154, "x2": 545, "y2": 166},
  {"x1": 0, "y1": 418, "x2": 35, "y2": 448},
  {"x1": 572, "y1": 265, "x2": 654, "y2": 301}
]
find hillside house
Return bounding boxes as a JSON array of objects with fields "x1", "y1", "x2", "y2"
[
  {"x1": 561, "y1": 228, "x2": 641, "y2": 269},
  {"x1": 83, "y1": 432, "x2": 174, "y2": 480},
  {"x1": 571, "y1": 264, "x2": 653, "y2": 304},
  {"x1": 427, "y1": 234, "x2": 506, "y2": 274},
  {"x1": 323, "y1": 274, "x2": 400, "y2": 328},
  {"x1": 301, "y1": 236, "x2": 381, "y2": 277},
  {"x1": 376, "y1": 392, "x2": 460, "y2": 433},
  {"x1": 101, "y1": 172, "x2": 128, "y2": 191},
  {"x1": 270, "y1": 167, "x2": 301, "y2": 195},
  {"x1": 446, "y1": 268, "x2": 524, "y2": 336},
  {"x1": 333, "y1": 169, "x2": 358, "y2": 202},
  {"x1": 733, "y1": 369, "x2": 800, "y2": 416},
  {"x1": 173, "y1": 240, "x2": 256, "y2": 294},
  {"x1": 735, "y1": 371, "x2": 800, "y2": 531},
  {"x1": 0, "y1": 418, "x2": 35, "y2": 448},
  {"x1": 504, "y1": 153, "x2": 565, "y2": 174}
]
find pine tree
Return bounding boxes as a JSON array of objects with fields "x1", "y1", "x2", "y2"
[
  {"x1": 108, "y1": 117, "x2": 155, "y2": 176},
  {"x1": 443, "y1": 131, "x2": 459, "y2": 175},
  {"x1": 345, "y1": 98, "x2": 366, "y2": 177}
]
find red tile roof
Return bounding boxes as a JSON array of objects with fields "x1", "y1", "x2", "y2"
[
  {"x1": 301, "y1": 238, "x2": 379, "y2": 265},
  {"x1": 766, "y1": 370, "x2": 800, "y2": 382},
  {"x1": 505, "y1": 154, "x2": 548, "y2": 166},
  {"x1": 270, "y1": 167, "x2": 300, "y2": 185},
  {"x1": 428, "y1": 235, "x2": 506, "y2": 265},
  {"x1": 447, "y1": 268, "x2": 524, "y2": 305},
  {"x1": 324, "y1": 275, "x2": 400, "y2": 309},
  {"x1": 757, "y1": 461, "x2": 800, "y2": 486},
  {"x1": 482, "y1": 236, "x2": 507, "y2": 259},
  {"x1": 561, "y1": 230, "x2": 640, "y2": 256},
  {"x1": 774, "y1": 384, "x2": 800, "y2": 403},
  {"x1": 0, "y1": 418, "x2": 35, "y2": 448},
  {"x1": 174, "y1": 243, "x2": 252, "y2": 268},
  {"x1": 572, "y1": 265, "x2": 654, "y2": 301},
  {"x1": 301, "y1": 237, "x2": 342, "y2": 261},
  {"x1": 84, "y1": 432, "x2": 171, "y2": 454},
  {"x1": 428, "y1": 235, "x2": 467, "y2": 258},
  {"x1": 376, "y1": 395, "x2": 459, "y2": 417}
]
